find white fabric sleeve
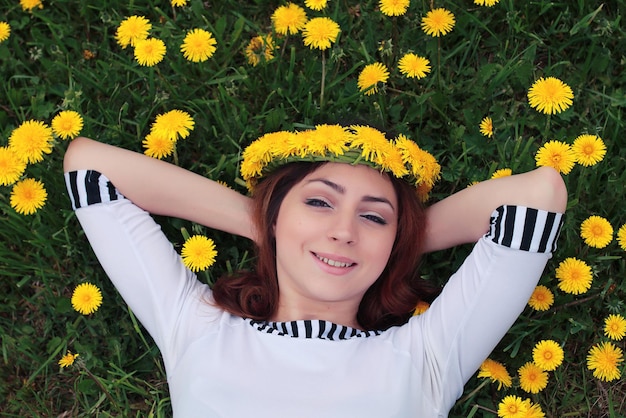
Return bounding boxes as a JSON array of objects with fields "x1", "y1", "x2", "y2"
[
  {"x1": 412, "y1": 205, "x2": 563, "y2": 407},
  {"x1": 64, "y1": 170, "x2": 214, "y2": 362}
]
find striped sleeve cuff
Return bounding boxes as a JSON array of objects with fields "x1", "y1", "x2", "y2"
[
  {"x1": 486, "y1": 205, "x2": 564, "y2": 253},
  {"x1": 64, "y1": 170, "x2": 125, "y2": 210}
]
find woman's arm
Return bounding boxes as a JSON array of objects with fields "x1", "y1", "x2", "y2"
[
  {"x1": 63, "y1": 137, "x2": 256, "y2": 241},
  {"x1": 422, "y1": 166, "x2": 567, "y2": 253}
]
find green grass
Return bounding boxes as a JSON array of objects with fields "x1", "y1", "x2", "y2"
[{"x1": 1, "y1": 0, "x2": 626, "y2": 416}]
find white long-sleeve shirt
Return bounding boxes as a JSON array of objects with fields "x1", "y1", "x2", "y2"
[{"x1": 65, "y1": 169, "x2": 563, "y2": 417}]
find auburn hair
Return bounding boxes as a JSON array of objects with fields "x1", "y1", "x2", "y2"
[{"x1": 211, "y1": 162, "x2": 439, "y2": 330}]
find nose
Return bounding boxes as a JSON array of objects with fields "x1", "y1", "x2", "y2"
[{"x1": 328, "y1": 211, "x2": 357, "y2": 245}]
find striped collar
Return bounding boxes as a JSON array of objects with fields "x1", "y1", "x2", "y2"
[{"x1": 248, "y1": 319, "x2": 382, "y2": 340}]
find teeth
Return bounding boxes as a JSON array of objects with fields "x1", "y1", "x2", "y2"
[{"x1": 316, "y1": 254, "x2": 354, "y2": 268}]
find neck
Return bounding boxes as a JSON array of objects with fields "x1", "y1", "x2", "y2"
[{"x1": 271, "y1": 301, "x2": 362, "y2": 330}]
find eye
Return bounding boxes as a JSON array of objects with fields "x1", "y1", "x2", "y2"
[
  {"x1": 305, "y1": 198, "x2": 331, "y2": 208},
  {"x1": 361, "y1": 214, "x2": 387, "y2": 225}
]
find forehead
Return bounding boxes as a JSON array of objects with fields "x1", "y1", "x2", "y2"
[{"x1": 300, "y1": 162, "x2": 396, "y2": 197}]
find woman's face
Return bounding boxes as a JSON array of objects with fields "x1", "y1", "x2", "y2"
[{"x1": 273, "y1": 163, "x2": 398, "y2": 323}]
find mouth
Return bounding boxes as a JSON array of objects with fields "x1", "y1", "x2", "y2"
[{"x1": 313, "y1": 252, "x2": 356, "y2": 268}]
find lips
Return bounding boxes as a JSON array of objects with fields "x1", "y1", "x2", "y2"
[{"x1": 312, "y1": 252, "x2": 356, "y2": 268}]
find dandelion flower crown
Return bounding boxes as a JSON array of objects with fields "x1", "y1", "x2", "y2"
[{"x1": 240, "y1": 124, "x2": 441, "y2": 200}]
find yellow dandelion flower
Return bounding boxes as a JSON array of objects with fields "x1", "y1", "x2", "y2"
[
  {"x1": 0, "y1": 22, "x2": 11, "y2": 42},
  {"x1": 0, "y1": 147, "x2": 27, "y2": 186},
  {"x1": 51, "y1": 110, "x2": 83, "y2": 140},
  {"x1": 8, "y1": 120, "x2": 54, "y2": 164},
  {"x1": 604, "y1": 314, "x2": 626, "y2": 341},
  {"x1": 310, "y1": 124, "x2": 351, "y2": 156},
  {"x1": 151, "y1": 109, "x2": 195, "y2": 141},
  {"x1": 618, "y1": 223, "x2": 626, "y2": 251},
  {"x1": 491, "y1": 168, "x2": 512, "y2": 179},
  {"x1": 271, "y1": 3, "x2": 308, "y2": 36},
  {"x1": 393, "y1": 138, "x2": 440, "y2": 189},
  {"x1": 181, "y1": 235, "x2": 217, "y2": 272},
  {"x1": 587, "y1": 341, "x2": 623, "y2": 382},
  {"x1": 572, "y1": 134, "x2": 606, "y2": 167},
  {"x1": 382, "y1": 146, "x2": 409, "y2": 178},
  {"x1": 357, "y1": 62, "x2": 390, "y2": 95},
  {"x1": 533, "y1": 340, "x2": 564, "y2": 371},
  {"x1": 349, "y1": 125, "x2": 394, "y2": 168},
  {"x1": 280, "y1": 129, "x2": 312, "y2": 158},
  {"x1": 10, "y1": 178, "x2": 47, "y2": 215},
  {"x1": 497, "y1": 395, "x2": 528, "y2": 418},
  {"x1": 245, "y1": 34, "x2": 276, "y2": 66},
  {"x1": 534, "y1": 140, "x2": 576, "y2": 175},
  {"x1": 302, "y1": 17, "x2": 341, "y2": 51},
  {"x1": 518, "y1": 362, "x2": 548, "y2": 394},
  {"x1": 398, "y1": 53, "x2": 430, "y2": 79},
  {"x1": 71, "y1": 282, "x2": 103, "y2": 315},
  {"x1": 528, "y1": 77, "x2": 574, "y2": 115},
  {"x1": 291, "y1": 129, "x2": 321, "y2": 157},
  {"x1": 290, "y1": 129, "x2": 316, "y2": 156},
  {"x1": 580, "y1": 215, "x2": 613, "y2": 248},
  {"x1": 523, "y1": 402, "x2": 546, "y2": 418},
  {"x1": 134, "y1": 37, "x2": 166, "y2": 66},
  {"x1": 480, "y1": 116, "x2": 494, "y2": 138},
  {"x1": 420, "y1": 149, "x2": 442, "y2": 186},
  {"x1": 271, "y1": 130, "x2": 302, "y2": 159},
  {"x1": 305, "y1": 0, "x2": 328, "y2": 11},
  {"x1": 556, "y1": 257, "x2": 592, "y2": 295},
  {"x1": 474, "y1": 0, "x2": 500, "y2": 6},
  {"x1": 115, "y1": 15, "x2": 151, "y2": 49},
  {"x1": 527, "y1": 285, "x2": 554, "y2": 311},
  {"x1": 143, "y1": 131, "x2": 175, "y2": 159},
  {"x1": 181, "y1": 28, "x2": 217, "y2": 63},
  {"x1": 412, "y1": 300, "x2": 430, "y2": 316},
  {"x1": 58, "y1": 351, "x2": 79, "y2": 368},
  {"x1": 478, "y1": 358, "x2": 512, "y2": 390},
  {"x1": 171, "y1": 0, "x2": 187, "y2": 6},
  {"x1": 394, "y1": 134, "x2": 420, "y2": 166},
  {"x1": 421, "y1": 8, "x2": 455, "y2": 37},
  {"x1": 379, "y1": 0, "x2": 410, "y2": 17},
  {"x1": 240, "y1": 133, "x2": 284, "y2": 181},
  {"x1": 20, "y1": 0, "x2": 43, "y2": 11}
]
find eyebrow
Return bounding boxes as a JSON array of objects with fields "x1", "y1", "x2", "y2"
[{"x1": 306, "y1": 178, "x2": 396, "y2": 211}]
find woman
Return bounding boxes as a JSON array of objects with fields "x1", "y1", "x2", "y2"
[{"x1": 63, "y1": 124, "x2": 566, "y2": 417}]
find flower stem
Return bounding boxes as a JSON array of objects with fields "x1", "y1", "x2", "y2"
[
  {"x1": 458, "y1": 379, "x2": 489, "y2": 403},
  {"x1": 545, "y1": 113, "x2": 551, "y2": 137},
  {"x1": 437, "y1": 37, "x2": 441, "y2": 88},
  {"x1": 392, "y1": 17, "x2": 399, "y2": 60},
  {"x1": 80, "y1": 365, "x2": 121, "y2": 412},
  {"x1": 320, "y1": 51, "x2": 326, "y2": 110},
  {"x1": 280, "y1": 34, "x2": 290, "y2": 59}
]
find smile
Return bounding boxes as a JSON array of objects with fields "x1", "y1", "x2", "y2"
[{"x1": 314, "y1": 253, "x2": 355, "y2": 268}]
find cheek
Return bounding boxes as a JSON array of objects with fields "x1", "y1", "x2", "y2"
[
  {"x1": 274, "y1": 211, "x2": 305, "y2": 248},
  {"x1": 367, "y1": 230, "x2": 396, "y2": 269}
]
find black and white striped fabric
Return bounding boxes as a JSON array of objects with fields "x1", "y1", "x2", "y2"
[
  {"x1": 487, "y1": 205, "x2": 563, "y2": 253},
  {"x1": 64, "y1": 170, "x2": 125, "y2": 211},
  {"x1": 248, "y1": 319, "x2": 382, "y2": 340}
]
